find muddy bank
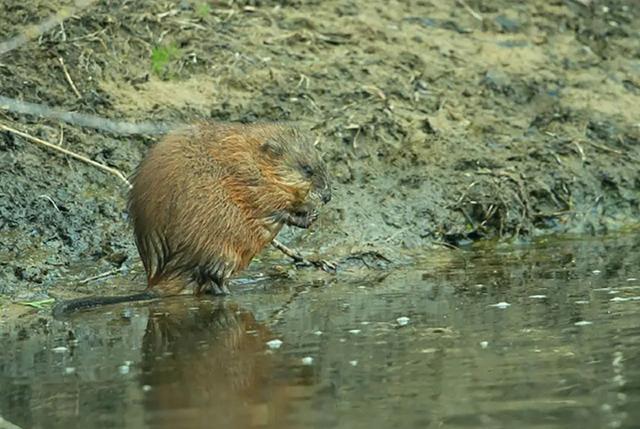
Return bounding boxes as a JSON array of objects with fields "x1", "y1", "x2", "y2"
[{"x1": 0, "y1": 0, "x2": 639, "y2": 299}]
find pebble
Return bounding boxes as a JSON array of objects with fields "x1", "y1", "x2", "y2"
[
  {"x1": 349, "y1": 360, "x2": 358, "y2": 367},
  {"x1": 528, "y1": 295, "x2": 547, "y2": 299},
  {"x1": 266, "y1": 339, "x2": 283, "y2": 350},
  {"x1": 301, "y1": 356, "x2": 314, "y2": 366},
  {"x1": 574, "y1": 321, "x2": 593, "y2": 326},
  {"x1": 349, "y1": 329, "x2": 361, "y2": 335},
  {"x1": 52, "y1": 346, "x2": 68, "y2": 353},
  {"x1": 480, "y1": 341, "x2": 489, "y2": 349}
]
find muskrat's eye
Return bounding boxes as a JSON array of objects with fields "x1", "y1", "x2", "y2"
[{"x1": 301, "y1": 164, "x2": 314, "y2": 177}]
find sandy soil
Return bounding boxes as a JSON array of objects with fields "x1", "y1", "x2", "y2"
[{"x1": 0, "y1": 0, "x2": 639, "y2": 301}]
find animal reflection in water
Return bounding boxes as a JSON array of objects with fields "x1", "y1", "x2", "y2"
[{"x1": 139, "y1": 300, "x2": 292, "y2": 428}]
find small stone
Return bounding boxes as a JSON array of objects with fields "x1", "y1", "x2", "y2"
[
  {"x1": 574, "y1": 321, "x2": 593, "y2": 326},
  {"x1": 52, "y1": 346, "x2": 68, "y2": 353},
  {"x1": 490, "y1": 302, "x2": 511, "y2": 309},
  {"x1": 396, "y1": 316, "x2": 410, "y2": 326},
  {"x1": 348, "y1": 329, "x2": 361, "y2": 335},
  {"x1": 480, "y1": 341, "x2": 489, "y2": 349},
  {"x1": 64, "y1": 367, "x2": 75, "y2": 374},
  {"x1": 592, "y1": 270, "x2": 601, "y2": 275},
  {"x1": 118, "y1": 364, "x2": 130, "y2": 375},
  {"x1": 349, "y1": 360, "x2": 358, "y2": 367},
  {"x1": 528, "y1": 295, "x2": 547, "y2": 299},
  {"x1": 266, "y1": 339, "x2": 283, "y2": 350},
  {"x1": 313, "y1": 330, "x2": 323, "y2": 336},
  {"x1": 142, "y1": 385, "x2": 152, "y2": 392},
  {"x1": 301, "y1": 356, "x2": 314, "y2": 366}
]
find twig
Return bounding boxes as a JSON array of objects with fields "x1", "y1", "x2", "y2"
[
  {"x1": 0, "y1": 123, "x2": 132, "y2": 188},
  {"x1": 80, "y1": 268, "x2": 124, "y2": 284},
  {"x1": 362, "y1": 85, "x2": 387, "y2": 101},
  {"x1": 58, "y1": 57, "x2": 82, "y2": 98},
  {"x1": 432, "y1": 240, "x2": 460, "y2": 250},
  {"x1": 582, "y1": 139, "x2": 623, "y2": 155},
  {"x1": 39, "y1": 195, "x2": 61, "y2": 212},
  {"x1": 457, "y1": 0, "x2": 483, "y2": 21},
  {"x1": 454, "y1": 181, "x2": 479, "y2": 206},
  {"x1": 271, "y1": 239, "x2": 337, "y2": 273}
]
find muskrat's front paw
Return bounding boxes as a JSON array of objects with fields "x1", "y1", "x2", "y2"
[
  {"x1": 285, "y1": 207, "x2": 318, "y2": 228},
  {"x1": 307, "y1": 209, "x2": 319, "y2": 224}
]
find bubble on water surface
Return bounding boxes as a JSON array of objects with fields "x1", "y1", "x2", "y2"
[
  {"x1": 396, "y1": 316, "x2": 410, "y2": 326},
  {"x1": 490, "y1": 302, "x2": 511, "y2": 309},
  {"x1": 266, "y1": 339, "x2": 283, "y2": 349}
]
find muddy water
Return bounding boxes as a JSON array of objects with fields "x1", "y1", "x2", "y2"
[{"x1": 1, "y1": 235, "x2": 639, "y2": 429}]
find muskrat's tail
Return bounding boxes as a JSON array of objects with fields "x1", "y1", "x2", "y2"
[{"x1": 52, "y1": 291, "x2": 158, "y2": 317}]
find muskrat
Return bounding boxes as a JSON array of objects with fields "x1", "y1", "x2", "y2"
[{"x1": 53, "y1": 122, "x2": 331, "y2": 315}]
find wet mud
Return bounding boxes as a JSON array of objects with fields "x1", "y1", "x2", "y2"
[{"x1": 0, "y1": 2, "x2": 639, "y2": 300}]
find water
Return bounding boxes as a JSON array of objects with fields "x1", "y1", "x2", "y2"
[{"x1": 1, "y1": 234, "x2": 639, "y2": 429}]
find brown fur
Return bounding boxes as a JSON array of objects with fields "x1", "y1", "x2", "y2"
[{"x1": 52, "y1": 121, "x2": 330, "y2": 315}]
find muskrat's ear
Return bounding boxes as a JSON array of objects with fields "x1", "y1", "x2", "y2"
[{"x1": 260, "y1": 138, "x2": 285, "y2": 157}]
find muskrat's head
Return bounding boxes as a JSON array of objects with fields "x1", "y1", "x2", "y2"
[{"x1": 260, "y1": 125, "x2": 331, "y2": 209}]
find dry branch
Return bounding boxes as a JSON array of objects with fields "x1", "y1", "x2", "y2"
[{"x1": 0, "y1": 123, "x2": 131, "y2": 188}]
